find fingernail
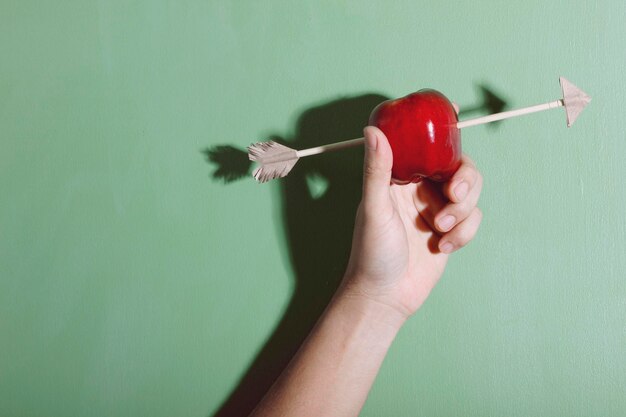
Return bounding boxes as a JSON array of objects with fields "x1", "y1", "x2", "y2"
[
  {"x1": 438, "y1": 215, "x2": 456, "y2": 232},
  {"x1": 454, "y1": 181, "x2": 469, "y2": 201},
  {"x1": 365, "y1": 128, "x2": 378, "y2": 150},
  {"x1": 440, "y1": 242, "x2": 454, "y2": 254}
]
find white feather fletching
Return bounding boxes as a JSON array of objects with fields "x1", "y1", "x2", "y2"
[{"x1": 248, "y1": 141, "x2": 300, "y2": 183}]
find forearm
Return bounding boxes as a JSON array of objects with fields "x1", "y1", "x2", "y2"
[{"x1": 251, "y1": 281, "x2": 407, "y2": 417}]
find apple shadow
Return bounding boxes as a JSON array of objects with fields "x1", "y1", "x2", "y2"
[{"x1": 206, "y1": 93, "x2": 388, "y2": 417}]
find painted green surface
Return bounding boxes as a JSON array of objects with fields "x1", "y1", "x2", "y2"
[{"x1": 1, "y1": 1, "x2": 625, "y2": 416}]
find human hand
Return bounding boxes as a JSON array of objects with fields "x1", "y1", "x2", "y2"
[{"x1": 342, "y1": 126, "x2": 483, "y2": 319}]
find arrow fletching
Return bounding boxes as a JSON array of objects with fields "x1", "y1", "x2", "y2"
[{"x1": 248, "y1": 141, "x2": 299, "y2": 183}]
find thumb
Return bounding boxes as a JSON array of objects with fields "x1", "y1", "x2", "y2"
[{"x1": 362, "y1": 126, "x2": 393, "y2": 211}]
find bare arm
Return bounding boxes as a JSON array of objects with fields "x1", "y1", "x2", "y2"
[
  {"x1": 252, "y1": 126, "x2": 483, "y2": 417},
  {"x1": 251, "y1": 285, "x2": 404, "y2": 417}
]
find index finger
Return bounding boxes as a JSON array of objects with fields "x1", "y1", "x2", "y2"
[{"x1": 444, "y1": 154, "x2": 480, "y2": 203}]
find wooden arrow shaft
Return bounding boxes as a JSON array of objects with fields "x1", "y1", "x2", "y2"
[
  {"x1": 457, "y1": 99, "x2": 563, "y2": 129},
  {"x1": 296, "y1": 137, "x2": 365, "y2": 157}
]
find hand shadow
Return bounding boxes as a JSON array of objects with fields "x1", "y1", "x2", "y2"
[
  {"x1": 207, "y1": 93, "x2": 389, "y2": 417},
  {"x1": 206, "y1": 84, "x2": 506, "y2": 416}
]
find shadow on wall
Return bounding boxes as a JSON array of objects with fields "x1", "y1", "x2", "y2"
[
  {"x1": 203, "y1": 85, "x2": 507, "y2": 416},
  {"x1": 204, "y1": 93, "x2": 388, "y2": 417}
]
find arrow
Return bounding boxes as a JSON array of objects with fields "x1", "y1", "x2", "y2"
[{"x1": 249, "y1": 77, "x2": 591, "y2": 183}]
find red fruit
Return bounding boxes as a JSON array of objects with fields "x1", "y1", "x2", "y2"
[{"x1": 369, "y1": 89, "x2": 462, "y2": 184}]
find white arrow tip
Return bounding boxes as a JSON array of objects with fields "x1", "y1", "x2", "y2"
[{"x1": 560, "y1": 77, "x2": 591, "y2": 127}]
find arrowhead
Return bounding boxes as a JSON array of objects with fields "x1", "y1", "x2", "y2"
[{"x1": 560, "y1": 77, "x2": 591, "y2": 127}]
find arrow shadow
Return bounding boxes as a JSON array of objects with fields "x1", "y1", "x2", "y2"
[{"x1": 458, "y1": 84, "x2": 508, "y2": 127}]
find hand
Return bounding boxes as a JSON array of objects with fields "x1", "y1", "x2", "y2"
[{"x1": 342, "y1": 126, "x2": 483, "y2": 318}]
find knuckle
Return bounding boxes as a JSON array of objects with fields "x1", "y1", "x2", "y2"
[
  {"x1": 364, "y1": 161, "x2": 391, "y2": 178},
  {"x1": 363, "y1": 162, "x2": 379, "y2": 177},
  {"x1": 455, "y1": 227, "x2": 474, "y2": 247},
  {"x1": 462, "y1": 154, "x2": 476, "y2": 167},
  {"x1": 476, "y1": 172, "x2": 483, "y2": 188},
  {"x1": 469, "y1": 166, "x2": 480, "y2": 185},
  {"x1": 452, "y1": 211, "x2": 481, "y2": 247},
  {"x1": 458, "y1": 165, "x2": 477, "y2": 188},
  {"x1": 450, "y1": 201, "x2": 473, "y2": 221}
]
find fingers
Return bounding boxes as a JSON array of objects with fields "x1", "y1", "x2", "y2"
[
  {"x1": 411, "y1": 180, "x2": 447, "y2": 232},
  {"x1": 434, "y1": 154, "x2": 483, "y2": 253},
  {"x1": 444, "y1": 154, "x2": 481, "y2": 203},
  {"x1": 434, "y1": 171, "x2": 482, "y2": 233},
  {"x1": 361, "y1": 126, "x2": 394, "y2": 215},
  {"x1": 438, "y1": 207, "x2": 482, "y2": 253}
]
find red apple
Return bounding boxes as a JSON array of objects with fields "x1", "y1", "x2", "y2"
[{"x1": 369, "y1": 89, "x2": 462, "y2": 184}]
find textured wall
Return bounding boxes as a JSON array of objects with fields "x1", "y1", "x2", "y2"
[{"x1": 1, "y1": 1, "x2": 625, "y2": 416}]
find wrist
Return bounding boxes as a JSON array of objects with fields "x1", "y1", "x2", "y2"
[{"x1": 335, "y1": 278, "x2": 409, "y2": 331}]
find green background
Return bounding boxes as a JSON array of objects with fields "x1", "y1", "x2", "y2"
[{"x1": 2, "y1": 1, "x2": 625, "y2": 416}]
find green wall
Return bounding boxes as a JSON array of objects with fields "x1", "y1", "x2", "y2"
[{"x1": 2, "y1": 1, "x2": 625, "y2": 416}]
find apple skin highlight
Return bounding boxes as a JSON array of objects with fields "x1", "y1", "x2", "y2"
[{"x1": 369, "y1": 89, "x2": 462, "y2": 184}]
